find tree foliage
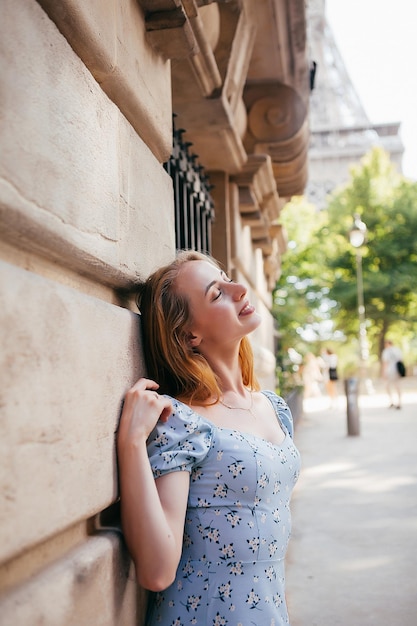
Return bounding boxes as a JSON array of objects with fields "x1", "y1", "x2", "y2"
[
  {"x1": 274, "y1": 147, "x2": 417, "y2": 371},
  {"x1": 273, "y1": 196, "x2": 330, "y2": 351}
]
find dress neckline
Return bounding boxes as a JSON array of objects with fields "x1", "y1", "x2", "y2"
[{"x1": 187, "y1": 391, "x2": 288, "y2": 449}]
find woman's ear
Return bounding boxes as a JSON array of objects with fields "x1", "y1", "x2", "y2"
[{"x1": 188, "y1": 332, "x2": 202, "y2": 348}]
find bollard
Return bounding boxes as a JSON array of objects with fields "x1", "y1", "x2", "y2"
[{"x1": 344, "y1": 377, "x2": 360, "y2": 436}]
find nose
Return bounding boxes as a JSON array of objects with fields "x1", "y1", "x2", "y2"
[{"x1": 231, "y1": 281, "x2": 246, "y2": 301}]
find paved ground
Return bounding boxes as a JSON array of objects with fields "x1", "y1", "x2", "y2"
[{"x1": 286, "y1": 376, "x2": 417, "y2": 626}]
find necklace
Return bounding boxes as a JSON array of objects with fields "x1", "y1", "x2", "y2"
[{"x1": 219, "y1": 391, "x2": 256, "y2": 420}]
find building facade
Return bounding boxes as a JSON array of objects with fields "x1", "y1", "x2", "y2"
[{"x1": 0, "y1": 0, "x2": 309, "y2": 623}]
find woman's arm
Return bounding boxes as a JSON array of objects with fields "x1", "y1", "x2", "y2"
[{"x1": 117, "y1": 378, "x2": 190, "y2": 591}]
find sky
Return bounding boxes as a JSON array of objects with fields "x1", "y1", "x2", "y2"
[{"x1": 326, "y1": 0, "x2": 417, "y2": 181}]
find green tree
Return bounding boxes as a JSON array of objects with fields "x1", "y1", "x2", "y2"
[
  {"x1": 274, "y1": 147, "x2": 417, "y2": 376},
  {"x1": 323, "y1": 148, "x2": 417, "y2": 355},
  {"x1": 273, "y1": 196, "x2": 330, "y2": 352},
  {"x1": 273, "y1": 197, "x2": 333, "y2": 390}
]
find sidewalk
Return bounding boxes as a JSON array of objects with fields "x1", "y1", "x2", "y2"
[{"x1": 286, "y1": 377, "x2": 417, "y2": 626}]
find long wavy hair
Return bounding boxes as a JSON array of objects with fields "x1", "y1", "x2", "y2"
[{"x1": 136, "y1": 250, "x2": 259, "y2": 405}]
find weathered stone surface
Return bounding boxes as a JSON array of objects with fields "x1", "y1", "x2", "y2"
[
  {"x1": 171, "y1": 2, "x2": 254, "y2": 174},
  {"x1": 37, "y1": 0, "x2": 173, "y2": 162},
  {"x1": 243, "y1": 84, "x2": 309, "y2": 198},
  {"x1": 0, "y1": 534, "x2": 141, "y2": 626},
  {"x1": 0, "y1": 261, "x2": 143, "y2": 564},
  {"x1": 0, "y1": 0, "x2": 175, "y2": 287},
  {"x1": 247, "y1": 0, "x2": 309, "y2": 103},
  {"x1": 173, "y1": 96, "x2": 247, "y2": 173}
]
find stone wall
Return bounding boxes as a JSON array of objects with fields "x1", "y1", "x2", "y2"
[{"x1": 0, "y1": 0, "x2": 174, "y2": 622}]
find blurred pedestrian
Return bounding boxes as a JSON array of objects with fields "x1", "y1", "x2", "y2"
[
  {"x1": 302, "y1": 352, "x2": 323, "y2": 398},
  {"x1": 381, "y1": 339, "x2": 403, "y2": 409},
  {"x1": 321, "y1": 348, "x2": 339, "y2": 408}
]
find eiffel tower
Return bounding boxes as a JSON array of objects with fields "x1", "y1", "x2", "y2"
[{"x1": 306, "y1": 0, "x2": 404, "y2": 208}]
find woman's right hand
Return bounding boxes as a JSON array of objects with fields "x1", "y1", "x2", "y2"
[
  {"x1": 117, "y1": 378, "x2": 173, "y2": 448},
  {"x1": 116, "y1": 379, "x2": 187, "y2": 590}
]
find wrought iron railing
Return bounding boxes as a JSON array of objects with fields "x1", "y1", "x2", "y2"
[{"x1": 164, "y1": 121, "x2": 215, "y2": 254}]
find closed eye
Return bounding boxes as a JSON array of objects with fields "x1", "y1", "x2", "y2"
[{"x1": 208, "y1": 271, "x2": 233, "y2": 301}]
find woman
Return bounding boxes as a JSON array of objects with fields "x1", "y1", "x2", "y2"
[
  {"x1": 321, "y1": 348, "x2": 338, "y2": 408},
  {"x1": 381, "y1": 339, "x2": 403, "y2": 409},
  {"x1": 117, "y1": 251, "x2": 300, "y2": 626}
]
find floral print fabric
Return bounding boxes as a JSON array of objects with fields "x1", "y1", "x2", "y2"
[{"x1": 146, "y1": 391, "x2": 300, "y2": 626}]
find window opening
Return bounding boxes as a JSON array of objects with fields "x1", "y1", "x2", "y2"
[{"x1": 164, "y1": 118, "x2": 215, "y2": 254}]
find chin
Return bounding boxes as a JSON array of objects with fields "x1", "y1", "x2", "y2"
[{"x1": 247, "y1": 311, "x2": 262, "y2": 330}]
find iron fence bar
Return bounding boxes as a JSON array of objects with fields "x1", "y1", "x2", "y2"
[{"x1": 164, "y1": 118, "x2": 214, "y2": 254}]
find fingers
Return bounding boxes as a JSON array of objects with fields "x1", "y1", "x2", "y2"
[
  {"x1": 117, "y1": 378, "x2": 173, "y2": 444},
  {"x1": 129, "y1": 377, "x2": 160, "y2": 393},
  {"x1": 159, "y1": 397, "x2": 174, "y2": 422},
  {"x1": 127, "y1": 379, "x2": 173, "y2": 413},
  {"x1": 145, "y1": 390, "x2": 173, "y2": 422}
]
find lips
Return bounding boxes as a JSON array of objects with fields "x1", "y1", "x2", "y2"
[{"x1": 239, "y1": 301, "x2": 255, "y2": 316}]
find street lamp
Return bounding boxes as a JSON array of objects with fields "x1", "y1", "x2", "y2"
[{"x1": 349, "y1": 214, "x2": 372, "y2": 393}]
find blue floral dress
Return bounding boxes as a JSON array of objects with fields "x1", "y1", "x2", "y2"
[{"x1": 146, "y1": 390, "x2": 300, "y2": 626}]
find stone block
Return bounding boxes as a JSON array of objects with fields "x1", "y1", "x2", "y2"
[
  {"x1": 0, "y1": 534, "x2": 142, "y2": 626},
  {"x1": 36, "y1": 0, "x2": 173, "y2": 162},
  {"x1": 0, "y1": 261, "x2": 143, "y2": 564},
  {"x1": 0, "y1": 0, "x2": 175, "y2": 287}
]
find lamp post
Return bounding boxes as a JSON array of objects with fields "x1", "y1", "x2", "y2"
[{"x1": 349, "y1": 214, "x2": 372, "y2": 393}]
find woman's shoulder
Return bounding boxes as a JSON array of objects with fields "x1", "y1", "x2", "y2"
[
  {"x1": 147, "y1": 396, "x2": 214, "y2": 476},
  {"x1": 156, "y1": 395, "x2": 214, "y2": 436},
  {"x1": 261, "y1": 389, "x2": 288, "y2": 407},
  {"x1": 261, "y1": 389, "x2": 294, "y2": 439}
]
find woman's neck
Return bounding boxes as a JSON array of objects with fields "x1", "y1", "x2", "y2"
[
  {"x1": 211, "y1": 361, "x2": 246, "y2": 397},
  {"x1": 198, "y1": 343, "x2": 247, "y2": 398}
]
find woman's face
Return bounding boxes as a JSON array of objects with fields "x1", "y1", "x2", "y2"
[{"x1": 175, "y1": 260, "x2": 261, "y2": 353}]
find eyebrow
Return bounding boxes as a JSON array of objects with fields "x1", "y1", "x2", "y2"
[
  {"x1": 204, "y1": 269, "x2": 226, "y2": 295},
  {"x1": 204, "y1": 279, "x2": 218, "y2": 295}
]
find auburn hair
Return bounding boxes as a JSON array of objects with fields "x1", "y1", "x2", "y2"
[{"x1": 136, "y1": 250, "x2": 259, "y2": 405}]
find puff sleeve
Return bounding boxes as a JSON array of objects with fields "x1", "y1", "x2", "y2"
[
  {"x1": 147, "y1": 398, "x2": 214, "y2": 478},
  {"x1": 262, "y1": 390, "x2": 294, "y2": 439}
]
